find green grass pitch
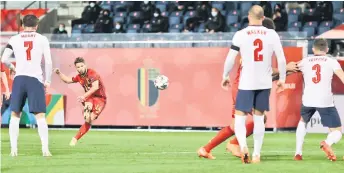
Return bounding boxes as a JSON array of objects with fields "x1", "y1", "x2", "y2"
[{"x1": 1, "y1": 128, "x2": 344, "y2": 173}]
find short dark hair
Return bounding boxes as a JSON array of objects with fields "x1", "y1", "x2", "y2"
[
  {"x1": 313, "y1": 38, "x2": 328, "y2": 52},
  {"x1": 263, "y1": 18, "x2": 276, "y2": 30},
  {"x1": 74, "y1": 57, "x2": 85, "y2": 65},
  {"x1": 22, "y1": 15, "x2": 39, "y2": 27}
]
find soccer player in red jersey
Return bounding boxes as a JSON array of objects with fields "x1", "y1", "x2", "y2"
[
  {"x1": 197, "y1": 17, "x2": 299, "y2": 160},
  {"x1": 1, "y1": 62, "x2": 11, "y2": 113},
  {"x1": 54, "y1": 57, "x2": 106, "y2": 146}
]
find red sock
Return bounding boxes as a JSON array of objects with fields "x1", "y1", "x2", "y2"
[
  {"x1": 204, "y1": 126, "x2": 234, "y2": 152},
  {"x1": 230, "y1": 121, "x2": 255, "y2": 145},
  {"x1": 74, "y1": 122, "x2": 91, "y2": 140}
]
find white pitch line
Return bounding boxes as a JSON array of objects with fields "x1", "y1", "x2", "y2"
[{"x1": 136, "y1": 150, "x2": 295, "y2": 155}]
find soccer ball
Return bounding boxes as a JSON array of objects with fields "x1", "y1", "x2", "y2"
[{"x1": 154, "y1": 75, "x2": 169, "y2": 90}]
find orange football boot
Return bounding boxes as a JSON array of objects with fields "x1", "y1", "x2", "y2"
[
  {"x1": 294, "y1": 154, "x2": 303, "y2": 161},
  {"x1": 320, "y1": 141, "x2": 336, "y2": 161},
  {"x1": 226, "y1": 143, "x2": 241, "y2": 158},
  {"x1": 197, "y1": 147, "x2": 216, "y2": 160}
]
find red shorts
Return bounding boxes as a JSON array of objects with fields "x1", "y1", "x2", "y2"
[{"x1": 84, "y1": 97, "x2": 106, "y2": 117}]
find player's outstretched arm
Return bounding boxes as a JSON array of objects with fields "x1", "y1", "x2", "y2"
[
  {"x1": 54, "y1": 68, "x2": 74, "y2": 84},
  {"x1": 334, "y1": 69, "x2": 344, "y2": 84},
  {"x1": 1, "y1": 44, "x2": 15, "y2": 71}
]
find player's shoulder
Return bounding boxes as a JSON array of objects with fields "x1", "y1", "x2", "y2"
[
  {"x1": 35, "y1": 33, "x2": 49, "y2": 41},
  {"x1": 87, "y1": 68, "x2": 98, "y2": 75}
]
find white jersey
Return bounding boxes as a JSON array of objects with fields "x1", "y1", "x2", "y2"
[
  {"x1": 3, "y1": 32, "x2": 52, "y2": 83},
  {"x1": 231, "y1": 26, "x2": 286, "y2": 90},
  {"x1": 299, "y1": 56, "x2": 341, "y2": 107}
]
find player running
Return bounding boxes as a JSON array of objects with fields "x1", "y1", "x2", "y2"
[
  {"x1": 54, "y1": 57, "x2": 106, "y2": 146},
  {"x1": 197, "y1": 18, "x2": 298, "y2": 160},
  {"x1": 294, "y1": 39, "x2": 344, "y2": 162},
  {"x1": 221, "y1": 6, "x2": 287, "y2": 163},
  {"x1": 1, "y1": 15, "x2": 53, "y2": 157}
]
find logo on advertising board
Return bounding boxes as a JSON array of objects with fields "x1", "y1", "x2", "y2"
[{"x1": 137, "y1": 67, "x2": 160, "y2": 119}]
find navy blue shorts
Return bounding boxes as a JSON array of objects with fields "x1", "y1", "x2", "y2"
[
  {"x1": 10, "y1": 76, "x2": 46, "y2": 114},
  {"x1": 235, "y1": 89, "x2": 271, "y2": 113},
  {"x1": 301, "y1": 105, "x2": 342, "y2": 128}
]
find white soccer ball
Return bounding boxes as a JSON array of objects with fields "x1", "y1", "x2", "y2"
[{"x1": 154, "y1": 75, "x2": 169, "y2": 90}]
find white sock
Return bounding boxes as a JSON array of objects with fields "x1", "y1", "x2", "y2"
[
  {"x1": 234, "y1": 115, "x2": 247, "y2": 152},
  {"x1": 253, "y1": 115, "x2": 265, "y2": 157},
  {"x1": 9, "y1": 116, "x2": 20, "y2": 152},
  {"x1": 295, "y1": 121, "x2": 307, "y2": 156},
  {"x1": 325, "y1": 130, "x2": 342, "y2": 146},
  {"x1": 36, "y1": 118, "x2": 49, "y2": 151}
]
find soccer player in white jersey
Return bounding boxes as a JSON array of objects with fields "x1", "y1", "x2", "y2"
[
  {"x1": 1, "y1": 15, "x2": 53, "y2": 157},
  {"x1": 222, "y1": 5, "x2": 287, "y2": 164},
  {"x1": 294, "y1": 39, "x2": 344, "y2": 162}
]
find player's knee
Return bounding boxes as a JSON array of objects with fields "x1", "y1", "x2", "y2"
[
  {"x1": 253, "y1": 109, "x2": 264, "y2": 115},
  {"x1": 11, "y1": 111, "x2": 21, "y2": 118},
  {"x1": 329, "y1": 127, "x2": 342, "y2": 132},
  {"x1": 34, "y1": 112, "x2": 46, "y2": 119},
  {"x1": 264, "y1": 115, "x2": 267, "y2": 123},
  {"x1": 234, "y1": 110, "x2": 246, "y2": 116}
]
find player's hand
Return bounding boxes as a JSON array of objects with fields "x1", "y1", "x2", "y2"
[
  {"x1": 221, "y1": 77, "x2": 231, "y2": 91},
  {"x1": 4, "y1": 92, "x2": 10, "y2": 100},
  {"x1": 77, "y1": 96, "x2": 86, "y2": 103},
  {"x1": 276, "y1": 80, "x2": 285, "y2": 93},
  {"x1": 44, "y1": 82, "x2": 50, "y2": 94},
  {"x1": 286, "y1": 62, "x2": 298, "y2": 72},
  {"x1": 53, "y1": 68, "x2": 60, "y2": 75}
]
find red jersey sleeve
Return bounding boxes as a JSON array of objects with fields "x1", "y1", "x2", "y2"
[
  {"x1": 72, "y1": 74, "x2": 80, "y2": 83},
  {"x1": 0, "y1": 63, "x2": 5, "y2": 72},
  {"x1": 88, "y1": 69, "x2": 100, "y2": 83}
]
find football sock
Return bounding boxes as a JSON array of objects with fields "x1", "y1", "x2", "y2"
[
  {"x1": 325, "y1": 130, "x2": 342, "y2": 146},
  {"x1": 234, "y1": 115, "x2": 247, "y2": 152},
  {"x1": 230, "y1": 120, "x2": 254, "y2": 145},
  {"x1": 75, "y1": 122, "x2": 91, "y2": 140},
  {"x1": 253, "y1": 115, "x2": 265, "y2": 157},
  {"x1": 9, "y1": 116, "x2": 20, "y2": 152},
  {"x1": 295, "y1": 121, "x2": 307, "y2": 155},
  {"x1": 37, "y1": 117, "x2": 49, "y2": 151},
  {"x1": 204, "y1": 126, "x2": 234, "y2": 152}
]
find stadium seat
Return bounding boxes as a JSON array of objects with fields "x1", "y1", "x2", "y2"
[
  {"x1": 115, "y1": 12, "x2": 127, "y2": 18},
  {"x1": 224, "y1": 2, "x2": 237, "y2": 11},
  {"x1": 302, "y1": 27, "x2": 315, "y2": 37},
  {"x1": 288, "y1": 14, "x2": 298, "y2": 24},
  {"x1": 289, "y1": 8, "x2": 301, "y2": 15},
  {"x1": 169, "y1": 16, "x2": 181, "y2": 25},
  {"x1": 288, "y1": 21, "x2": 302, "y2": 28},
  {"x1": 240, "y1": 2, "x2": 252, "y2": 16},
  {"x1": 319, "y1": 21, "x2": 333, "y2": 27},
  {"x1": 128, "y1": 11, "x2": 142, "y2": 24},
  {"x1": 220, "y1": 10, "x2": 227, "y2": 16},
  {"x1": 72, "y1": 24, "x2": 86, "y2": 30},
  {"x1": 170, "y1": 24, "x2": 183, "y2": 30},
  {"x1": 101, "y1": 4, "x2": 112, "y2": 11},
  {"x1": 228, "y1": 23, "x2": 241, "y2": 32},
  {"x1": 212, "y1": 2, "x2": 224, "y2": 10},
  {"x1": 317, "y1": 26, "x2": 330, "y2": 35},
  {"x1": 304, "y1": 8, "x2": 315, "y2": 16},
  {"x1": 226, "y1": 14, "x2": 239, "y2": 25},
  {"x1": 333, "y1": 9, "x2": 344, "y2": 22},
  {"x1": 304, "y1": 21, "x2": 318, "y2": 27},
  {"x1": 156, "y1": 4, "x2": 167, "y2": 12},
  {"x1": 197, "y1": 23, "x2": 206, "y2": 32},
  {"x1": 332, "y1": 2, "x2": 343, "y2": 12},
  {"x1": 161, "y1": 11, "x2": 169, "y2": 17},
  {"x1": 114, "y1": 16, "x2": 125, "y2": 23},
  {"x1": 141, "y1": 23, "x2": 151, "y2": 33},
  {"x1": 287, "y1": 27, "x2": 300, "y2": 32},
  {"x1": 84, "y1": 24, "x2": 95, "y2": 33}
]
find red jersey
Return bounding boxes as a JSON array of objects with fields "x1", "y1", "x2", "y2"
[
  {"x1": 72, "y1": 69, "x2": 106, "y2": 100},
  {"x1": 0, "y1": 63, "x2": 5, "y2": 72}
]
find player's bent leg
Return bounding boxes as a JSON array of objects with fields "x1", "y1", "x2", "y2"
[
  {"x1": 295, "y1": 106, "x2": 315, "y2": 160},
  {"x1": 9, "y1": 112, "x2": 21, "y2": 157},
  {"x1": 71, "y1": 102, "x2": 94, "y2": 146},
  {"x1": 318, "y1": 107, "x2": 342, "y2": 161}
]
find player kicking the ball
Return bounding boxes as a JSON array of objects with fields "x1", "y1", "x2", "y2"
[
  {"x1": 294, "y1": 39, "x2": 344, "y2": 162},
  {"x1": 197, "y1": 18, "x2": 298, "y2": 160},
  {"x1": 221, "y1": 5, "x2": 287, "y2": 163},
  {"x1": 54, "y1": 57, "x2": 106, "y2": 146},
  {"x1": 1, "y1": 15, "x2": 53, "y2": 157}
]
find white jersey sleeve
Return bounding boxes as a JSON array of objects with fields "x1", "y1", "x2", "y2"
[
  {"x1": 42, "y1": 36, "x2": 53, "y2": 84},
  {"x1": 330, "y1": 58, "x2": 342, "y2": 72},
  {"x1": 271, "y1": 31, "x2": 286, "y2": 82},
  {"x1": 222, "y1": 31, "x2": 242, "y2": 79}
]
